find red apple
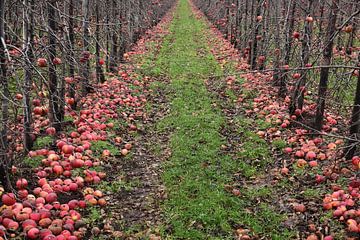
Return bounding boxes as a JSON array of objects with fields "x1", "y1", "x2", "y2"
[
  {"x1": 306, "y1": 151, "x2": 316, "y2": 160},
  {"x1": 292, "y1": 31, "x2": 300, "y2": 39},
  {"x1": 292, "y1": 73, "x2": 301, "y2": 79},
  {"x1": 2, "y1": 193, "x2": 16, "y2": 206},
  {"x1": 45, "y1": 192, "x2": 57, "y2": 203},
  {"x1": 16, "y1": 178, "x2": 28, "y2": 189},
  {"x1": 33, "y1": 106, "x2": 44, "y2": 115},
  {"x1": 305, "y1": 16, "x2": 314, "y2": 22},
  {"x1": 46, "y1": 127, "x2": 56, "y2": 135},
  {"x1": 62, "y1": 145, "x2": 74, "y2": 154},
  {"x1": 8, "y1": 221, "x2": 19, "y2": 231},
  {"x1": 37, "y1": 58, "x2": 48, "y2": 67},
  {"x1": 52, "y1": 57, "x2": 62, "y2": 65},
  {"x1": 15, "y1": 93, "x2": 23, "y2": 100},
  {"x1": 27, "y1": 227, "x2": 40, "y2": 239}
]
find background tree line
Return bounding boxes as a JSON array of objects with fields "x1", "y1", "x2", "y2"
[
  {"x1": 0, "y1": 0, "x2": 174, "y2": 190},
  {"x1": 193, "y1": 0, "x2": 360, "y2": 159}
]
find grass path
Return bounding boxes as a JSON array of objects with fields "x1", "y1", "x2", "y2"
[
  {"x1": 152, "y1": 1, "x2": 242, "y2": 239},
  {"x1": 142, "y1": 0, "x2": 296, "y2": 239}
]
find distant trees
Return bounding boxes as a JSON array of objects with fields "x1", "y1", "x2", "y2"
[
  {"x1": 0, "y1": 0, "x2": 174, "y2": 189},
  {"x1": 194, "y1": 0, "x2": 360, "y2": 158},
  {"x1": 0, "y1": 0, "x2": 10, "y2": 189},
  {"x1": 313, "y1": 0, "x2": 340, "y2": 132}
]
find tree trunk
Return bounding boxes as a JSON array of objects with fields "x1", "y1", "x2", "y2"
[
  {"x1": 109, "y1": 0, "x2": 118, "y2": 72},
  {"x1": 234, "y1": 0, "x2": 242, "y2": 49},
  {"x1": 0, "y1": 0, "x2": 10, "y2": 190},
  {"x1": 246, "y1": 0, "x2": 255, "y2": 64},
  {"x1": 67, "y1": 0, "x2": 77, "y2": 109},
  {"x1": 47, "y1": 0, "x2": 62, "y2": 131},
  {"x1": 81, "y1": 0, "x2": 90, "y2": 95},
  {"x1": 278, "y1": 0, "x2": 296, "y2": 98},
  {"x1": 250, "y1": 0, "x2": 261, "y2": 70},
  {"x1": 344, "y1": 56, "x2": 360, "y2": 159},
  {"x1": 118, "y1": 0, "x2": 125, "y2": 63},
  {"x1": 273, "y1": 0, "x2": 281, "y2": 86},
  {"x1": 317, "y1": 1, "x2": 325, "y2": 40},
  {"x1": 105, "y1": 0, "x2": 110, "y2": 72},
  {"x1": 95, "y1": 1, "x2": 105, "y2": 83},
  {"x1": 314, "y1": 0, "x2": 339, "y2": 132},
  {"x1": 258, "y1": 2, "x2": 268, "y2": 71},
  {"x1": 289, "y1": 0, "x2": 313, "y2": 115},
  {"x1": 23, "y1": 0, "x2": 35, "y2": 151},
  {"x1": 241, "y1": 0, "x2": 248, "y2": 57}
]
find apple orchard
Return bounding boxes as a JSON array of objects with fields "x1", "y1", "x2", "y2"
[{"x1": 0, "y1": 0, "x2": 360, "y2": 240}]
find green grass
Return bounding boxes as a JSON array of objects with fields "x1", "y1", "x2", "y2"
[
  {"x1": 302, "y1": 188, "x2": 323, "y2": 199},
  {"x1": 272, "y1": 139, "x2": 287, "y2": 150},
  {"x1": 84, "y1": 206, "x2": 102, "y2": 224},
  {"x1": 234, "y1": 116, "x2": 273, "y2": 174},
  {"x1": 154, "y1": 1, "x2": 239, "y2": 238},
  {"x1": 90, "y1": 140, "x2": 120, "y2": 158},
  {"x1": 24, "y1": 155, "x2": 43, "y2": 168},
  {"x1": 33, "y1": 135, "x2": 53, "y2": 149},
  {"x1": 97, "y1": 178, "x2": 136, "y2": 193},
  {"x1": 147, "y1": 0, "x2": 295, "y2": 239}
]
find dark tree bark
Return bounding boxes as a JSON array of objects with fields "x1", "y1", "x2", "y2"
[
  {"x1": 47, "y1": 0, "x2": 62, "y2": 131},
  {"x1": 0, "y1": 0, "x2": 10, "y2": 190},
  {"x1": 317, "y1": 1, "x2": 325, "y2": 40},
  {"x1": 272, "y1": 0, "x2": 281, "y2": 86},
  {"x1": 67, "y1": 0, "x2": 77, "y2": 109},
  {"x1": 95, "y1": 0, "x2": 105, "y2": 83},
  {"x1": 278, "y1": 0, "x2": 296, "y2": 98},
  {"x1": 314, "y1": 0, "x2": 339, "y2": 132},
  {"x1": 109, "y1": 0, "x2": 118, "y2": 72},
  {"x1": 225, "y1": 0, "x2": 230, "y2": 40},
  {"x1": 118, "y1": 0, "x2": 125, "y2": 63},
  {"x1": 344, "y1": 56, "x2": 360, "y2": 159},
  {"x1": 81, "y1": 0, "x2": 90, "y2": 95},
  {"x1": 250, "y1": 0, "x2": 262, "y2": 70},
  {"x1": 23, "y1": 0, "x2": 35, "y2": 151},
  {"x1": 105, "y1": 0, "x2": 110, "y2": 72},
  {"x1": 246, "y1": 0, "x2": 255, "y2": 64},
  {"x1": 241, "y1": 0, "x2": 249, "y2": 57},
  {"x1": 289, "y1": 0, "x2": 314, "y2": 115},
  {"x1": 234, "y1": 0, "x2": 242, "y2": 49},
  {"x1": 258, "y1": 1, "x2": 268, "y2": 71}
]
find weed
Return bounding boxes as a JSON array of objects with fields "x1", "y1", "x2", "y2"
[
  {"x1": 90, "y1": 140, "x2": 120, "y2": 157},
  {"x1": 34, "y1": 136, "x2": 53, "y2": 149},
  {"x1": 24, "y1": 155, "x2": 43, "y2": 168},
  {"x1": 272, "y1": 139, "x2": 287, "y2": 150}
]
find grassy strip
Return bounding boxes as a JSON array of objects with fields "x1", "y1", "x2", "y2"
[
  {"x1": 147, "y1": 0, "x2": 295, "y2": 239},
  {"x1": 154, "y1": 1, "x2": 239, "y2": 239}
]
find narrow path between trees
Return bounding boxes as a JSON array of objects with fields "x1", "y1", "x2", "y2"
[
  {"x1": 151, "y1": 0, "x2": 242, "y2": 238},
  {"x1": 135, "y1": 0, "x2": 290, "y2": 239},
  {"x1": 132, "y1": 0, "x2": 308, "y2": 239}
]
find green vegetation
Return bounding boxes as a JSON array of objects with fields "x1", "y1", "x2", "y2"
[
  {"x1": 98, "y1": 178, "x2": 134, "y2": 193},
  {"x1": 234, "y1": 116, "x2": 273, "y2": 173},
  {"x1": 272, "y1": 139, "x2": 287, "y2": 150},
  {"x1": 64, "y1": 115, "x2": 74, "y2": 122},
  {"x1": 24, "y1": 155, "x2": 43, "y2": 168},
  {"x1": 154, "y1": 1, "x2": 239, "y2": 238},
  {"x1": 303, "y1": 188, "x2": 323, "y2": 199},
  {"x1": 146, "y1": 0, "x2": 296, "y2": 239},
  {"x1": 90, "y1": 140, "x2": 120, "y2": 157},
  {"x1": 84, "y1": 206, "x2": 102, "y2": 224},
  {"x1": 33, "y1": 135, "x2": 53, "y2": 149}
]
